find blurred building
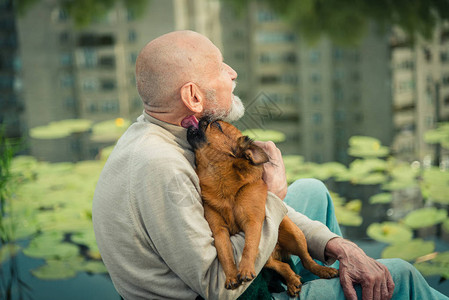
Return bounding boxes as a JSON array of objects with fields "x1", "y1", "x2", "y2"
[
  {"x1": 221, "y1": 1, "x2": 392, "y2": 164},
  {"x1": 16, "y1": 0, "x2": 222, "y2": 162},
  {"x1": 391, "y1": 24, "x2": 449, "y2": 163},
  {"x1": 0, "y1": 0, "x2": 23, "y2": 139}
]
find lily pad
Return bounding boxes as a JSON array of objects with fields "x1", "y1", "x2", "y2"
[
  {"x1": 90, "y1": 118, "x2": 131, "y2": 143},
  {"x1": 334, "y1": 206, "x2": 363, "y2": 227},
  {"x1": 241, "y1": 129, "x2": 286, "y2": 143},
  {"x1": 348, "y1": 136, "x2": 389, "y2": 158},
  {"x1": 83, "y1": 261, "x2": 108, "y2": 274},
  {"x1": 23, "y1": 232, "x2": 79, "y2": 259},
  {"x1": 381, "y1": 239, "x2": 435, "y2": 261},
  {"x1": 30, "y1": 119, "x2": 92, "y2": 139},
  {"x1": 369, "y1": 193, "x2": 393, "y2": 204},
  {"x1": 30, "y1": 256, "x2": 85, "y2": 280},
  {"x1": 414, "y1": 251, "x2": 449, "y2": 279},
  {"x1": 367, "y1": 222, "x2": 412, "y2": 244},
  {"x1": 403, "y1": 207, "x2": 448, "y2": 229}
]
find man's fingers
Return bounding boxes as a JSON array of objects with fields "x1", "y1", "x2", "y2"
[
  {"x1": 340, "y1": 273, "x2": 358, "y2": 300},
  {"x1": 386, "y1": 269, "x2": 395, "y2": 299}
]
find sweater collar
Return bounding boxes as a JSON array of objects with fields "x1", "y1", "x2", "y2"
[{"x1": 142, "y1": 111, "x2": 192, "y2": 150}]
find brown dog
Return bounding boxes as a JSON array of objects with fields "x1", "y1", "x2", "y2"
[{"x1": 187, "y1": 117, "x2": 338, "y2": 296}]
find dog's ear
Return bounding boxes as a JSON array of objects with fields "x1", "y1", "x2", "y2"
[{"x1": 235, "y1": 136, "x2": 269, "y2": 165}]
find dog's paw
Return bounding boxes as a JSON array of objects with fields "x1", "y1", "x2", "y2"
[
  {"x1": 237, "y1": 267, "x2": 256, "y2": 283},
  {"x1": 286, "y1": 274, "x2": 302, "y2": 297},
  {"x1": 315, "y1": 266, "x2": 339, "y2": 279},
  {"x1": 225, "y1": 276, "x2": 241, "y2": 290}
]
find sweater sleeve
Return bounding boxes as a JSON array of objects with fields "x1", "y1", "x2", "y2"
[
  {"x1": 132, "y1": 157, "x2": 287, "y2": 300},
  {"x1": 283, "y1": 202, "x2": 339, "y2": 265}
]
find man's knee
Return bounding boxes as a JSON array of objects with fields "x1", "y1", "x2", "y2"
[
  {"x1": 380, "y1": 258, "x2": 419, "y2": 282},
  {"x1": 289, "y1": 178, "x2": 328, "y2": 194},
  {"x1": 286, "y1": 178, "x2": 330, "y2": 210}
]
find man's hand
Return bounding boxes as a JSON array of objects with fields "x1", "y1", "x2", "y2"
[
  {"x1": 325, "y1": 237, "x2": 395, "y2": 300},
  {"x1": 253, "y1": 141, "x2": 288, "y2": 200}
]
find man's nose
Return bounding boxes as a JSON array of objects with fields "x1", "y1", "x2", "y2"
[{"x1": 225, "y1": 63, "x2": 237, "y2": 80}]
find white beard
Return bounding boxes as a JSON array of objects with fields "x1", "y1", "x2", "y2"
[{"x1": 203, "y1": 81, "x2": 245, "y2": 122}]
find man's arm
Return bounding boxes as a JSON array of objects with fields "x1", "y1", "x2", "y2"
[
  {"x1": 325, "y1": 237, "x2": 395, "y2": 300},
  {"x1": 136, "y1": 157, "x2": 287, "y2": 300}
]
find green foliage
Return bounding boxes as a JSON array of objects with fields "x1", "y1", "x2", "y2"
[
  {"x1": 414, "y1": 252, "x2": 449, "y2": 279},
  {"x1": 242, "y1": 129, "x2": 286, "y2": 143},
  {"x1": 2, "y1": 155, "x2": 108, "y2": 279},
  {"x1": 424, "y1": 122, "x2": 449, "y2": 150},
  {"x1": 381, "y1": 239, "x2": 435, "y2": 261},
  {"x1": 369, "y1": 193, "x2": 392, "y2": 204},
  {"x1": 348, "y1": 136, "x2": 389, "y2": 158},
  {"x1": 366, "y1": 222, "x2": 413, "y2": 244},
  {"x1": 402, "y1": 207, "x2": 448, "y2": 230},
  {"x1": 16, "y1": 0, "x2": 151, "y2": 28},
  {"x1": 30, "y1": 119, "x2": 93, "y2": 140},
  {"x1": 420, "y1": 167, "x2": 449, "y2": 204},
  {"x1": 221, "y1": 0, "x2": 449, "y2": 45}
]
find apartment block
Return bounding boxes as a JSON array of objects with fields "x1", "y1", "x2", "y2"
[
  {"x1": 220, "y1": 1, "x2": 392, "y2": 164},
  {"x1": 16, "y1": 0, "x2": 222, "y2": 162},
  {"x1": 391, "y1": 24, "x2": 449, "y2": 163}
]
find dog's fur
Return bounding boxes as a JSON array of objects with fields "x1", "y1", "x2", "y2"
[{"x1": 187, "y1": 118, "x2": 338, "y2": 296}]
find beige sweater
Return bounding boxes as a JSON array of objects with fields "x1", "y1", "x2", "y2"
[{"x1": 92, "y1": 112, "x2": 338, "y2": 300}]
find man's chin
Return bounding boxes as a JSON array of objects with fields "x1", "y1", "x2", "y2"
[{"x1": 222, "y1": 95, "x2": 245, "y2": 122}]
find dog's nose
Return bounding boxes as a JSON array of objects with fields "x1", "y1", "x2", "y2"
[{"x1": 187, "y1": 126, "x2": 206, "y2": 150}]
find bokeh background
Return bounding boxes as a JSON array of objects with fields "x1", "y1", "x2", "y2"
[{"x1": 1, "y1": 0, "x2": 449, "y2": 298}]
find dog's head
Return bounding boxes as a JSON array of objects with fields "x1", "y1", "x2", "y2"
[{"x1": 187, "y1": 117, "x2": 269, "y2": 168}]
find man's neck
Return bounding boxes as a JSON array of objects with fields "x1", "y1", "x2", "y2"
[{"x1": 145, "y1": 109, "x2": 185, "y2": 127}]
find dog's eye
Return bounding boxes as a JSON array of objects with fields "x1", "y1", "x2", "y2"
[{"x1": 212, "y1": 121, "x2": 223, "y2": 133}]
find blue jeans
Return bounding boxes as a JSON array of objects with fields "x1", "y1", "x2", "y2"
[{"x1": 272, "y1": 179, "x2": 448, "y2": 300}]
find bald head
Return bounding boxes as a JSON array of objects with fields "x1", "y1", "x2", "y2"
[{"x1": 136, "y1": 30, "x2": 221, "y2": 112}]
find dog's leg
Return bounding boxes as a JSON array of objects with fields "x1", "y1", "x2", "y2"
[
  {"x1": 278, "y1": 216, "x2": 339, "y2": 279},
  {"x1": 204, "y1": 206, "x2": 240, "y2": 289},
  {"x1": 264, "y1": 256, "x2": 302, "y2": 297},
  {"x1": 234, "y1": 182, "x2": 267, "y2": 283}
]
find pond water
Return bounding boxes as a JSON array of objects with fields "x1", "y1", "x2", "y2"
[{"x1": 3, "y1": 238, "x2": 448, "y2": 299}]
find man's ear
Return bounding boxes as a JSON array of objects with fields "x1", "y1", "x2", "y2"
[
  {"x1": 235, "y1": 136, "x2": 269, "y2": 165},
  {"x1": 180, "y1": 82, "x2": 204, "y2": 114}
]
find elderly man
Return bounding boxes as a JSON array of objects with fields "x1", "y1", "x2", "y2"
[{"x1": 92, "y1": 30, "x2": 447, "y2": 300}]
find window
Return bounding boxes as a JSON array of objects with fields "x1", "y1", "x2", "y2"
[
  {"x1": 99, "y1": 55, "x2": 115, "y2": 68},
  {"x1": 60, "y1": 74, "x2": 74, "y2": 88},
  {"x1": 83, "y1": 78, "x2": 98, "y2": 91},
  {"x1": 60, "y1": 53, "x2": 73, "y2": 66},
  {"x1": 309, "y1": 50, "x2": 320, "y2": 63},
  {"x1": 256, "y1": 32, "x2": 295, "y2": 43},
  {"x1": 101, "y1": 79, "x2": 116, "y2": 90},
  {"x1": 312, "y1": 113, "x2": 322, "y2": 125},
  {"x1": 128, "y1": 30, "x2": 137, "y2": 43},
  {"x1": 311, "y1": 94, "x2": 321, "y2": 104},
  {"x1": 101, "y1": 100, "x2": 119, "y2": 112},
  {"x1": 310, "y1": 73, "x2": 321, "y2": 84},
  {"x1": 130, "y1": 52, "x2": 138, "y2": 64},
  {"x1": 83, "y1": 49, "x2": 97, "y2": 68}
]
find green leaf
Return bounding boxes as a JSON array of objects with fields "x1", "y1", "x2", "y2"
[
  {"x1": 403, "y1": 207, "x2": 447, "y2": 229},
  {"x1": 367, "y1": 222, "x2": 412, "y2": 244},
  {"x1": 242, "y1": 129, "x2": 286, "y2": 143},
  {"x1": 90, "y1": 118, "x2": 131, "y2": 143},
  {"x1": 23, "y1": 232, "x2": 79, "y2": 259},
  {"x1": 83, "y1": 261, "x2": 108, "y2": 274},
  {"x1": 30, "y1": 119, "x2": 92, "y2": 139},
  {"x1": 335, "y1": 206, "x2": 363, "y2": 227},
  {"x1": 348, "y1": 136, "x2": 389, "y2": 158},
  {"x1": 369, "y1": 193, "x2": 393, "y2": 204},
  {"x1": 382, "y1": 239, "x2": 435, "y2": 261},
  {"x1": 414, "y1": 251, "x2": 449, "y2": 278},
  {"x1": 30, "y1": 256, "x2": 85, "y2": 280}
]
